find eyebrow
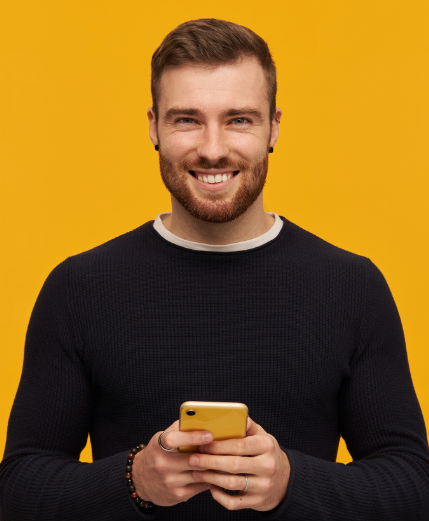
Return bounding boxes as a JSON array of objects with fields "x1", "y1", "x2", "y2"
[{"x1": 163, "y1": 107, "x2": 264, "y2": 123}]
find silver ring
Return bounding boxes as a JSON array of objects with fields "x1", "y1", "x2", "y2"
[
  {"x1": 242, "y1": 476, "x2": 250, "y2": 492},
  {"x1": 158, "y1": 431, "x2": 175, "y2": 452}
]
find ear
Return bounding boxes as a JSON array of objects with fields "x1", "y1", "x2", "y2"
[
  {"x1": 147, "y1": 107, "x2": 158, "y2": 147},
  {"x1": 270, "y1": 107, "x2": 282, "y2": 148}
]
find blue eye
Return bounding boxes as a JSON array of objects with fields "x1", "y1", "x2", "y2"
[
  {"x1": 178, "y1": 118, "x2": 195, "y2": 124},
  {"x1": 233, "y1": 118, "x2": 249, "y2": 125}
]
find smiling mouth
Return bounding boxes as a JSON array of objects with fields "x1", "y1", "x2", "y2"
[{"x1": 189, "y1": 170, "x2": 239, "y2": 184}]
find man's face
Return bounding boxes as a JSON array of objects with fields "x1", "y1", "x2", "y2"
[{"x1": 148, "y1": 57, "x2": 279, "y2": 223}]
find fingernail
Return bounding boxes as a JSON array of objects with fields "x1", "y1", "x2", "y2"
[
  {"x1": 193, "y1": 471, "x2": 202, "y2": 479},
  {"x1": 202, "y1": 433, "x2": 213, "y2": 442},
  {"x1": 189, "y1": 455, "x2": 199, "y2": 466}
]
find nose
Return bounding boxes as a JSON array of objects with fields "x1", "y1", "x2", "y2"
[{"x1": 196, "y1": 123, "x2": 229, "y2": 163}]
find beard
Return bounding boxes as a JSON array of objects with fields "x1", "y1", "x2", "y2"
[{"x1": 158, "y1": 153, "x2": 269, "y2": 223}]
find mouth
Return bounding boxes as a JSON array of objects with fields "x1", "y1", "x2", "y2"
[{"x1": 188, "y1": 170, "x2": 240, "y2": 185}]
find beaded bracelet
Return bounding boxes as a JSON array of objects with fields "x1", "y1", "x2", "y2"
[{"x1": 125, "y1": 444, "x2": 156, "y2": 511}]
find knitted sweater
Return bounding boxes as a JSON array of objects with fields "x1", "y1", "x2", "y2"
[{"x1": 1, "y1": 217, "x2": 429, "y2": 520}]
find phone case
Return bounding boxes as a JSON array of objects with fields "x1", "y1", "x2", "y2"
[{"x1": 179, "y1": 401, "x2": 248, "y2": 452}]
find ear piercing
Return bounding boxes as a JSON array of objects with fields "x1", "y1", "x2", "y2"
[
  {"x1": 154, "y1": 144, "x2": 159, "y2": 151},
  {"x1": 269, "y1": 147, "x2": 274, "y2": 153}
]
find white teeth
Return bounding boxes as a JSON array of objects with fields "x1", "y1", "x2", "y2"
[{"x1": 197, "y1": 173, "x2": 234, "y2": 184}]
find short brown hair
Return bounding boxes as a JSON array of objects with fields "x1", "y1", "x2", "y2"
[{"x1": 151, "y1": 19, "x2": 277, "y2": 121}]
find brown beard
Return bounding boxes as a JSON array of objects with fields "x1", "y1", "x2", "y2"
[{"x1": 158, "y1": 153, "x2": 269, "y2": 223}]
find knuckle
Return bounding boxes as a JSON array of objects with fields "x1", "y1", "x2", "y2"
[
  {"x1": 174, "y1": 488, "x2": 187, "y2": 501},
  {"x1": 164, "y1": 476, "x2": 175, "y2": 489},
  {"x1": 230, "y1": 460, "x2": 241, "y2": 474},
  {"x1": 226, "y1": 498, "x2": 239, "y2": 511},
  {"x1": 236, "y1": 438, "x2": 246, "y2": 455},
  {"x1": 154, "y1": 457, "x2": 168, "y2": 474},
  {"x1": 227, "y1": 475, "x2": 238, "y2": 489},
  {"x1": 263, "y1": 458, "x2": 277, "y2": 476},
  {"x1": 263, "y1": 436, "x2": 276, "y2": 452}
]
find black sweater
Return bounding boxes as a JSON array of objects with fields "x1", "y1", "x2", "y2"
[{"x1": 1, "y1": 217, "x2": 429, "y2": 520}]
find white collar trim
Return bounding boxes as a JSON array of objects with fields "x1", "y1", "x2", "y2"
[{"x1": 153, "y1": 212, "x2": 283, "y2": 252}]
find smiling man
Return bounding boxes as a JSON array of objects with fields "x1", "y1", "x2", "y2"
[
  {"x1": 149, "y1": 46, "x2": 281, "y2": 243},
  {"x1": 1, "y1": 18, "x2": 429, "y2": 521}
]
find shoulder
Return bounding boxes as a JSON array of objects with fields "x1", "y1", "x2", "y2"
[
  {"x1": 67, "y1": 220, "x2": 155, "y2": 271},
  {"x1": 279, "y1": 216, "x2": 370, "y2": 274},
  {"x1": 40, "y1": 221, "x2": 156, "y2": 295}
]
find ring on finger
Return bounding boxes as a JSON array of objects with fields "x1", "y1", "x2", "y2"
[
  {"x1": 242, "y1": 476, "x2": 250, "y2": 492},
  {"x1": 158, "y1": 431, "x2": 175, "y2": 452}
]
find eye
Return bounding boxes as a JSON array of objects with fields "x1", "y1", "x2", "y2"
[
  {"x1": 176, "y1": 117, "x2": 196, "y2": 124},
  {"x1": 231, "y1": 118, "x2": 250, "y2": 125}
]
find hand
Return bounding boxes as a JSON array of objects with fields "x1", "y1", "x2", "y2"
[
  {"x1": 132, "y1": 420, "x2": 214, "y2": 506},
  {"x1": 189, "y1": 417, "x2": 290, "y2": 511}
]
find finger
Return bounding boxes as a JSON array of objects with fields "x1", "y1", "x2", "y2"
[
  {"x1": 160, "y1": 429, "x2": 214, "y2": 451},
  {"x1": 164, "y1": 470, "x2": 215, "y2": 489},
  {"x1": 179, "y1": 482, "x2": 212, "y2": 501},
  {"x1": 189, "y1": 453, "x2": 255, "y2": 474},
  {"x1": 193, "y1": 470, "x2": 255, "y2": 492},
  {"x1": 209, "y1": 485, "x2": 261, "y2": 511},
  {"x1": 200, "y1": 434, "x2": 274, "y2": 456}
]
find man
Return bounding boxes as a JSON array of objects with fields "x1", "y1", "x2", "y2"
[{"x1": 1, "y1": 18, "x2": 428, "y2": 521}]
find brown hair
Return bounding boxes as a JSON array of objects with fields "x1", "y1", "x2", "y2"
[{"x1": 151, "y1": 19, "x2": 277, "y2": 121}]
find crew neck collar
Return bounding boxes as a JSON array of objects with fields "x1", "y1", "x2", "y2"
[{"x1": 152, "y1": 212, "x2": 283, "y2": 252}]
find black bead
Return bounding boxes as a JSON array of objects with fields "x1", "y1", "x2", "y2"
[
  {"x1": 134, "y1": 497, "x2": 141, "y2": 504},
  {"x1": 131, "y1": 448, "x2": 138, "y2": 454},
  {"x1": 127, "y1": 459, "x2": 133, "y2": 466},
  {"x1": 129, "y1": 485, "x2": 135, "y2": 493},
  {"x1": 269, "y1": 147, "x2": 274, "y2": 153},
  {"x1": 125, "y1": 465, "x2": 132, "y2": 473},
  {"x1": 127, "y1": 479, "x2": 133, "y2": 486},
  {"x1": 154, "y1": 144, "x2": 159, "y2": 152},
  {"x1": 136, "y1": 445, "x2": 141, "y2": 452}
]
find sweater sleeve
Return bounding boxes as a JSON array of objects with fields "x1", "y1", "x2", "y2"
[
  {"x1": 0, "y1": 259, "x2": 157, "y2": 521},
  {"x1": 260, "y1": 259, "x2": 429, "y2": 521}
]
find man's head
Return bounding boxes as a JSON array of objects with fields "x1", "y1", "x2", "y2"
[{"x1": 148, "y1": 19, "x2": 281, "y2": 223}]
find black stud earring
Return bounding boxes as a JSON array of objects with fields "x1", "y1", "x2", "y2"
[
  {"x1": 154, "y1": 144, "x2": 159, "y2": 151},
  {"x1": 269, "y1": 147, "x2": 274, "y2": 153}
]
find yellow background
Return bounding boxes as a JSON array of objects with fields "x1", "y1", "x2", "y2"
[{"x1": 1, "y1": 1, "x2": 428, "y2": 465}]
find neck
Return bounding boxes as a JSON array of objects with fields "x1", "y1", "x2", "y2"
[{"x1": 162, "y1": 193, "x2": 275, "y2": 245}]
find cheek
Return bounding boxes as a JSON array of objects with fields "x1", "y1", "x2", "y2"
[
  {"x1": 229, "y1": 133, "x2": 269, "y2": 161},
  {"x1": 161, "y1": 133, "x2": 197, "y2": 162}
]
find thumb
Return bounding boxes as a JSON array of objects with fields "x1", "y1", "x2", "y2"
[{"x1": 246, "y1": 417, "x2": 266, "y2": 436}]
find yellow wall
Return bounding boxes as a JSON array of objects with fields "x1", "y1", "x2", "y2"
[{"x1": 1, "y1": 1, "x2": 428, "y2": 465}]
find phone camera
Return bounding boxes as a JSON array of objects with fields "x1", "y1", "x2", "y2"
[{"x1": 186, "y1": 410, "x2": 196, "y2": 416}]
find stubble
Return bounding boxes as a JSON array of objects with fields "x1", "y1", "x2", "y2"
[{"x1": 158, "y1": 153, "x2": 269, "y2": 223}]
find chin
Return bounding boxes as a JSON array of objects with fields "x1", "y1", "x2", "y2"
[{"x1": 159, "y1": 152, "x2": 269, "y2": 223}]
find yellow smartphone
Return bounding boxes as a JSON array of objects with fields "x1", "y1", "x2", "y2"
[{"x1": 179, "y1": 401, "x2": 248, "y2": 452}]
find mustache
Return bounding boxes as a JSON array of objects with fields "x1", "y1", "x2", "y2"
[{"x1": 180, "y1": 157, "x2": 248, "y2": 171}]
